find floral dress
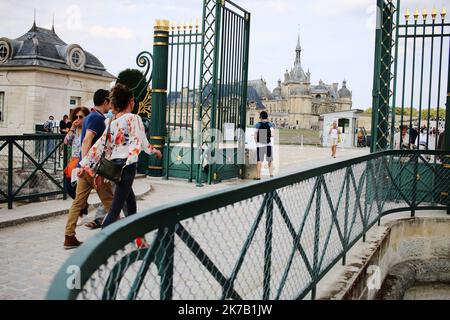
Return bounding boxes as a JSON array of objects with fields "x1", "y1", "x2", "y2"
[
  {"x1": 79, "y1": 113, "x2": 154, "y2": 169},
  {"x1": 64, "y1": 129, "x2": 82, "y2": 158}
]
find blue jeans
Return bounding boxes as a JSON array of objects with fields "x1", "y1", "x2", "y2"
[{"x1": 102, "y1": 160, "x2": 137, "y2": 228}]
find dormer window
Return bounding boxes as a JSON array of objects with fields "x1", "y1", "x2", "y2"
[
  {"x1": 0, "y1": 41, "x2": 10, "y2": 64},
  {"x1": 72, "y1": 51, "x2": 81, "y2": 66},
  {"x1": 67, "y1": 46, "x2": 85, "y2": 70}
]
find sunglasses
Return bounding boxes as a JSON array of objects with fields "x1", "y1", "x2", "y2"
[{"x1": 75, "y1": 115, "x2": 85, "y2": 120}]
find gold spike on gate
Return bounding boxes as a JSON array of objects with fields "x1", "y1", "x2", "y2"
[
  {"x1": 431, "y1": 7, "x2": 437, "y2": 20},
  {"x1": 442, "y1": 8, "x2": 447, "y2": 20},
  {"x1": 422, "y1": 9, "x2": 428, "y2": 21},
  {"x1": 405, "y1": 9, "x2": 411, "y2": 20},
  {"x1": 405, "y1": 8, "x2": 410, "y2": 20},
  {"x1": 413, "y1": 8, "x2": 419, "y2": 21},
  {"x1": 195, "y1": 18, "x2": 199, "y2": 30}
]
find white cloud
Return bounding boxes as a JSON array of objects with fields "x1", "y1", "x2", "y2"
[{"x1": 88, "y1": 25, "x2": 136, "y2": 40}]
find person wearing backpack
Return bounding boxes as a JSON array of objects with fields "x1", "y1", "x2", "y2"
[{"x1": 254, "y1": 111, "x2": 275, "y2": 180}]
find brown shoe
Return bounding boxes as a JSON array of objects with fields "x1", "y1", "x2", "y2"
[{"x1": 64, "y1": 235, "x2": 83, "y2": 250}]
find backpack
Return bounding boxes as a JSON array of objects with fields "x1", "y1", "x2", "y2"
[{"x1": 257, "y1": 121, "x2": 272, "y2": 144}]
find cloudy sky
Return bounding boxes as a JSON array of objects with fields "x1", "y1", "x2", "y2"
[{"x1": 0, "y1": 0, "x2": 448, "y2": 109}]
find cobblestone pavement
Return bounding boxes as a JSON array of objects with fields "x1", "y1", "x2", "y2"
[{"x1": 0, "y1": 146, "x2": 369, "y2": 300}]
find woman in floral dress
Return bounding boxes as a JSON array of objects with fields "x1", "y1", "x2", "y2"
[{"x1": 79, "y1": 84, "x2": 162, "y2": 233}]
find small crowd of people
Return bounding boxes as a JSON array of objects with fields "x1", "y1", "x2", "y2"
[
  {"x1": 62, "y1": 85, "x2": 162, "y2": 250},
  {"x1": 393, "y1": 124, "x2": 445, "y2": 150}
]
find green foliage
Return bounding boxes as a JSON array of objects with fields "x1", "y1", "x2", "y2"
[{"x1": 366, "y1": 106, "x2": 446, "y2": 120}]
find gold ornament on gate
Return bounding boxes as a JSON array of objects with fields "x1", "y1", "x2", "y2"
[
  {"x1": 405, "y1": 8, "x2": 410, "y2": 20},
  {"x1": 413, "y1": 8, "x2": 419, "y2": 20},
  {"x1": 431, "y1": 8, "x2": 437, "y2": 20},
  {"x1": 137, "y1": 86, "x2": 152, "y2": 119}
]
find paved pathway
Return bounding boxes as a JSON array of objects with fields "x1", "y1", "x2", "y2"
[{"x1": 0, "y1": 146, "x2": 369, "y2": 300}]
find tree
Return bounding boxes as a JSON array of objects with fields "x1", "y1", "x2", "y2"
[{"x1": 116, "y1": 69, "x2": 148, "y2": 113}]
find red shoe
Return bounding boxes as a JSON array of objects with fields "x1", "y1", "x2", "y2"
[{"x1": 135, "y1": 237, "x2": 149, "y2": 249}]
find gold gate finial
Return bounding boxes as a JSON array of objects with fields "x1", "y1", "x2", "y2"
[
  {"x1": 154, "y1": 19, "x2": 170, "y2": 31},
  {"x1": 442, "y1": 8, "x2": 447, "y2": 20},
  {"x1": 422, "y1": 9, "x2": 428, "y2": 21},
  {"x1": 413, "y1": 8, "x2": 419, "y2": 20},
  {"x1": 405, "y1": 8, "x2": 411, "y2": 20},
  {"x1": 432, "y1": 8, "x2": 437, "y2": 20},
  {"x1": 405, "y1": 8, "x2": 410, "y2": 20}
]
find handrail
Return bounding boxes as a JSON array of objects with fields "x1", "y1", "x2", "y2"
[{"x1": 46, "y1": 150, "x2": 449, "y2": 300}]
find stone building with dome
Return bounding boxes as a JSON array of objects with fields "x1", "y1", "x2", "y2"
[
  {"x1": 0, "y1": 22, "x2": 115, "y2": 134},
  {"x1": 246, "y1": 35, "x2": 352, "y2": 130}
]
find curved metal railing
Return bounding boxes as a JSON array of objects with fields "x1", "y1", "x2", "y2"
[{"x1": 46, "y1": 150, "x2": 449, "y2": 300}]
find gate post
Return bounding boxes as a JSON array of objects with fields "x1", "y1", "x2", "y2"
[
  {"x1": 444, "y1": 46, "x2": 450, "y2": 215},
  {"x1": 444, "y1": 47, "x2": 450, "y2": 152},
  {"x1": 148, "y1": 20, "x2": 170, "y2": 177},
  {"x1": 371, "y1": 0, "x2": 395, "y2": 152},
  {"x1": 7, "y1": 139, "x2": 13, "y2": 209}
]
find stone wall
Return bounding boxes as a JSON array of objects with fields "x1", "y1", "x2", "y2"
[
  {"x1": 0, "y1": 68, "x2": 112, "y2": 135},
  {"x1": 317, "y1": 212, "x2": 450, "y2": 300}
]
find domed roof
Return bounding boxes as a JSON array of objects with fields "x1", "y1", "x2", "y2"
[
  {"x1": 0, "y1": 24, "x2": 114, "y2": 78},
  {"x1": 338, "y1": 80, "x2": 352, "y2": 98},
  {"x1": 272, "y1": 79, "x2": 282, "y2": 98}
]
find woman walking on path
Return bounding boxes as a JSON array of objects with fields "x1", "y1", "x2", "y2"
[
  {"x1": 79, "y1": 84, "x2": 162, "y2": 236},
  {"x1": 329, "y1": 121, "x2": 340, "y2": 158},
  {"x1": 64, "y1": 107, "x2": 90, "y2": 213}
]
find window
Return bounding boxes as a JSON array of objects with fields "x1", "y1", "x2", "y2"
[
  {"x1": 0, "y1": 92, "x2": 4, "y2": 122},
  {"x1": 72, "y1": 51, "x2": 80, "y2": 66},
  {"x1": 67, "y1": 47, "x2": 85, "y2": 69},
  {"x1": 70, "y1": 97, "x2": 80, "y2": 109},
  {"x1": 250, "y1": 117, "x2": 254, "y2": 126},
  {"x1": 0, "y1": 41, "x2": 9, "y2": 64}
]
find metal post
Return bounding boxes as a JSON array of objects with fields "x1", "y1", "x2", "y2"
[
  {"x1": 207, "y1": 1, "x2": 223, "y2": 185},
  {"x1": 239, "y1": 12, "x2": 251, "y2": 177},
  {"x1": 7, "y1": 139, "x2": 13, "y2": 209},
  {"x1": 157, "y1": 226, "x2": 175, "y2": 300},
  {"x1": 63, "y1": 143, "x2": 68, "y2": 200},
  {"x1": 149, "y1": 20, "x2": 170, "y2": 177},
  {"x1": 444, "y1": 37, "x2": 450, "y2": 152},
  {"x1": 444, "y1": 36, "x2": 450, "y2": 215},
  {"x1": 263, "y1": 191, "x2": 274, "y2": 300},
  {"x1": 370, "y1": 0, "x2": 384, "y2": 153}
]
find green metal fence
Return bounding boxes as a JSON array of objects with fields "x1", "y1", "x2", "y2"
[
  {"x1": 0, "y1": 134, "x2": 67, "y2": 209},
  {"x1": 46, "y1": 150, "x2": 449, "y2": 300}
]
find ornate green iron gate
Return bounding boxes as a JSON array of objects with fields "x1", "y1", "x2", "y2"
[
  {"x1": 145, "y1": 1, "x2": 251, "y2": 184},
  {"x1": 371, "y1": 0, "x2": 450, "y2": 209},
  {"x1": 371, "y1": 1, "x2": 449, "y2": 152},
  {"x1": 196, "y1": 0, "x2": 251, "y2": 185}
]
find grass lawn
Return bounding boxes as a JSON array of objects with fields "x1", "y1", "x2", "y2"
[{"x1": 277, "y1": 128, "x2": 321, "y2": 145}]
